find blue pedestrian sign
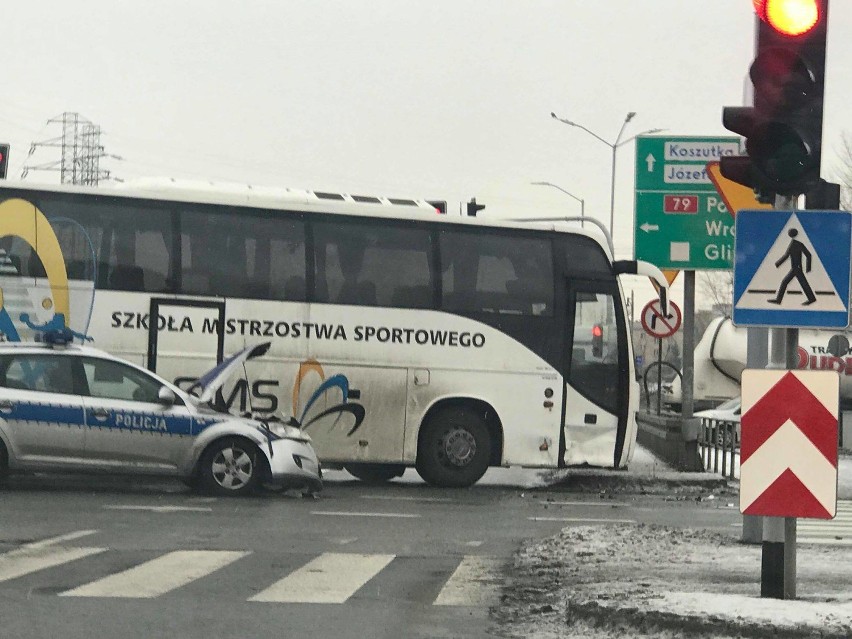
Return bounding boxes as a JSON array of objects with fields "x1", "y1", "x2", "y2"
[{"x1": 733, "y1": 209, "x2": 852, "y2": 329}]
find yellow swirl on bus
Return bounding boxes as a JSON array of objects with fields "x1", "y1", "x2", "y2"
[
  {"x1": 293, "y1": 359, "x2": 325, "y2": 415},
  {"x1": 0, "y1": 198, "x2": 70, "y2": 322}
]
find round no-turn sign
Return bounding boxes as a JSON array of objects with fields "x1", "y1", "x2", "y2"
[{"x1": 641, "y1": 300, "x2": 682, "y2": 339}]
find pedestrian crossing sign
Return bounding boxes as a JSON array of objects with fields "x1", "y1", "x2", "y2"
[{"x1": 733, "y1": 209, "x2": 852, "y2": 328}]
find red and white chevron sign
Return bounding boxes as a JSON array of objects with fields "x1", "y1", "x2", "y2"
[{"x1": 740, "y1": 369, "x2": 838, "y2": 519}]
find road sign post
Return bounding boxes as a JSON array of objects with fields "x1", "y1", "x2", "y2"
[
  {"x1": 740, "y1": 367, "x2": 839, "y2": 599},
  {"x1": 641, "y1": 300, "x2": 682, "y2": 415},
  {"x1": 640, "y1": 299, "x2": 682, "y2": 339},
  {"x1": 634, "y1": 136, "x2": 741, "y2": 270},
  {"x1": 733, "y1": 209, "x2": 852, "y2": 329}
]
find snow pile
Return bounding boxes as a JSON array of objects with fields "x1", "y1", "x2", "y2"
[{"x1": 497, "y1": 524, "x2": 852, "y2": 638}]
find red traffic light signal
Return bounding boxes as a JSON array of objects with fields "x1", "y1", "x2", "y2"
[
  {"x1": 427, "y1": 200, "x2": 447, "y2": 214},
  {"x1": 754, "y1": 0, "x2": 821, "y2": 36},
  {"x1": 591, "y1": 324, "x2": 604, "y2": 357},
  {"x1": 721, "y1": 1, "x2": 828, "y2": 197}
]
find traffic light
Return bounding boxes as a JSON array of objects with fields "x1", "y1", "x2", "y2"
[
  {"x1": 720, "y1": 0, "x2": 828, "y2": 197},
  {"x1": 0, "y1": 144, "x2": 9, "y2": 180},
  {"x1": 466, "y1": 198, "x2": 485, "y2": 217},
  {"x1": 591, "y1": 324, "x2": 604, "y2": 358},
  {"x1": 427, "y1": 200, "x2": 447, "y2": 214},
  {"x1": 806, "y1": 178, "x2": 840, "y2": 209}
]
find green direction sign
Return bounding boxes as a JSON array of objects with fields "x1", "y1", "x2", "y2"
[{"x1": 634, "y1": 135, "x2": 740, "y2": 270}]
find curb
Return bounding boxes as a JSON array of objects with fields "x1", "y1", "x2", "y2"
[{"x1": 565, "y1": 599, "x2": 850, "y2": 639}]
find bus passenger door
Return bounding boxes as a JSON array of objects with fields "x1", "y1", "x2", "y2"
[
  {"x1": 563, "y1": 282, "x2": 629, "y2": 468},
  {"x1": 146, "y1": 298, "x2": 225, "y2": 395}
]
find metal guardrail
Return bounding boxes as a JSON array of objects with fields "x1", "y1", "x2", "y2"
[{"x1": 697, "y1": 418, "x2": 740, "y2": 480}]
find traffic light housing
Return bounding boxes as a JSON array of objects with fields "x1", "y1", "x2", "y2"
[
  {"x1": 427, "y1": 200, "x2": 447, "y2": 214},
  {"x1": 0, "y1": 144, "x2": 9, "y2": 180},
  {"x1": 466, "y1": 198, "x2": 485, "y2": 217},
  {"x1": 721, "y1": 0, "x2": 828, "y2": 197},
  {"x1": 591, "y1": 324, "x2": 604, "y2": 358}
]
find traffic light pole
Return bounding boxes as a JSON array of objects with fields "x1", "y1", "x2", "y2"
[{"x1": 761, "y1": 194, "x2": 798, "y2": 600}]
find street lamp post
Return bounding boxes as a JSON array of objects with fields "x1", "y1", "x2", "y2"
[
  {"x1": 530, "y1": 181, "x2": 584, "y2": 226},
  {"x1": 550, "y1": 111, "x2": 664, "y2": 237}
]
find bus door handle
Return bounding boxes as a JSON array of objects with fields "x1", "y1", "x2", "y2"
[{"x1": 0, "y1": 400, "x2": 13, "y2": 415}]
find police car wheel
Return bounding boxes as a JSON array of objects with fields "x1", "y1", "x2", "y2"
[{"x1": 199, "y1": 438, "x2": 261, "y2": 496}]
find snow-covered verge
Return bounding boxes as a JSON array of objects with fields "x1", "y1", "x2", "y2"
[{"x1": 493, "y1": 524, "x2": 852, "y2": 639}]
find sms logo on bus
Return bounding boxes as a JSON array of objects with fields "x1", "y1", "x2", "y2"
[{"x1": 291, "y1": 360, "x2": 365, "y2": 435}]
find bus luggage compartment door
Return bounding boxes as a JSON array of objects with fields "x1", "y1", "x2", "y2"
[{"x1": 296, "y1": 363, "x2": 407, "y2": 464}]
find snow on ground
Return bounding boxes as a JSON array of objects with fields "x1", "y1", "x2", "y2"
[
  {"x1": 494, "y1": 447, "x2": 852, "y2": 638},
  {"x1": 496, "y1": 523, "x2": 852, "y2": 638}
]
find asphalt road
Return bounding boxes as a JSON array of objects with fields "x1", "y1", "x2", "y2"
[{"x1": 0, "y1": 469, "x2": 740, "y2": 639}]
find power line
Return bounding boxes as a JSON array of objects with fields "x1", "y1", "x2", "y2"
[{"x1": 24, "y1": 112, "x2": 114, "y2": 185}]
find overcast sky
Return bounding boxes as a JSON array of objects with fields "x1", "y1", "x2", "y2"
[{"x1": 5, "y1": 1, "x2": 850, "y2": 308}]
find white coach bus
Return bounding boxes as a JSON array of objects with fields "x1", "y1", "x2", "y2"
[{"x1": 0, "y1": 180, "x2": 667, "y2": 487}]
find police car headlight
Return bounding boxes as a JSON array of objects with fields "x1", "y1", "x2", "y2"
[{"x1": 266, "y1": 423, "x2": 309, "y2": 441}]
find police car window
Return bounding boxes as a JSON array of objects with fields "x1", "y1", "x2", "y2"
[
  {"x1": 82, "y1": 359, "x2": 162, "y2": 403},
  {"x1": 2, "y1": 355, "x2": 76, "y2": 395}
]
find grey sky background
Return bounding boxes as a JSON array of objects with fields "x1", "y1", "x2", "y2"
[{"x1": 4, "y1": 1, "x2": 849, "y2": 308}]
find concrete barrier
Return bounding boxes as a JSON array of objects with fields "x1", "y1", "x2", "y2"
[{"x1": 636, "y1": 412, "x2": 703, "y2": 471}]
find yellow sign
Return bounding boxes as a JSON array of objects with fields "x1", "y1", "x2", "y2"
[
  {"x1": 706, "y1": 161, "x2": 772, "y2": 217},
  {"x1": 650, "y1": 269, "x2": 679, "y2": 293}
]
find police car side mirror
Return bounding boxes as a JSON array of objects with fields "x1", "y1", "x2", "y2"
[{"x1": 157, "y1": 386, "x2": 177, "y2": 407}]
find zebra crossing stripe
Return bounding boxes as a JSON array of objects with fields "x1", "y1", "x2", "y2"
[
  {"x1": 249, "y1": 552, "x2": 394, "y2": 603},
  {"x1": 798, "y1": 500, "x2": 852, "y2": 545},
  {"x1": 0, "y1": 531, "x2": 106, "y2": 584},
  {"x1": 59, "y1": 550, "x2": 248, "y2": 598},
  {"x1": 1, "y1": 539, "x2": 505, "y2": 605},
  {"x1": 433, "y1": 555, "x2": 503, "y2": 606},
  {"x1": 24, "y1": 530, "x2": 99, "y2": 549}
]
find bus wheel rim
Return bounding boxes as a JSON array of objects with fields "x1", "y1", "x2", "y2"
[{"x1": 442, "y1": 428, "x2": 476, "y2": 467}]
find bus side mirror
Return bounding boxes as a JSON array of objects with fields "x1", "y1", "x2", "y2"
[
  {"x1": 612, "y1": 259, "x2": 669, "y2": 315},
  {"x1": 658, "y1": 287, "x2": 669, "y2": 317}
]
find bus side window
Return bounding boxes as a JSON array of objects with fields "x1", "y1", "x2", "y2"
[
  {"x1": 267, "y1": 224, "x2": 306, "y2": 302},
  {"x1": 569, "y1": 292, "x2": 619, "y2": 414},
  {"x1": 441, "y1": 231, "x2": 553, "y2": 316},
  {"x1": 315, "y1": 221, "x2": 433, "y2": 308},
  {"x1": 108, "y1": 266, "x2": 144, "y2": 291}
]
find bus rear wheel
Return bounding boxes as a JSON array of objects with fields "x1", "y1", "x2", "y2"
[
  {"x1": 344, "y1": 463, "x2": 405, "y2": 484},
  {"x1": 416, "y1": 406, "x2": 491, "y2": 488}
]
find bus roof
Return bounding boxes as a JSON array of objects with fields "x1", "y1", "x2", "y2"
[{"x1": 0, "y1": 178, "x2": 612, "y2": 255}]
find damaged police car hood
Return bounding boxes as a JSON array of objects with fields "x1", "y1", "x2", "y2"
[{"x1": 188, "y1": 342, "x2": 271, "y2": 405}]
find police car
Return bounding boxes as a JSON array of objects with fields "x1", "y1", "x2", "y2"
[{"x1": 0, "y1": 336, "x2": 321, "y2": 495}]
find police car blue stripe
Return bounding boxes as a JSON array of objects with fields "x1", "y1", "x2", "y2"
[
  {"x1": 10, "y1": 401, "x2": 86, "y2": 426},
  {"x1": 6, "y1": 400, "x2": 219, "y2": 436},
  {"x1": 95, "y1": 409, "x2": 194, "y2": 435}
]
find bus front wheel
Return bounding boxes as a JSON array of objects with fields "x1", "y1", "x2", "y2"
[
  {"x1": 345, "y1": 463, "x2": 405, "y2": 484},
  {"x1": 416, "y1": 407, "x2": 491, "y2": 488}
]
